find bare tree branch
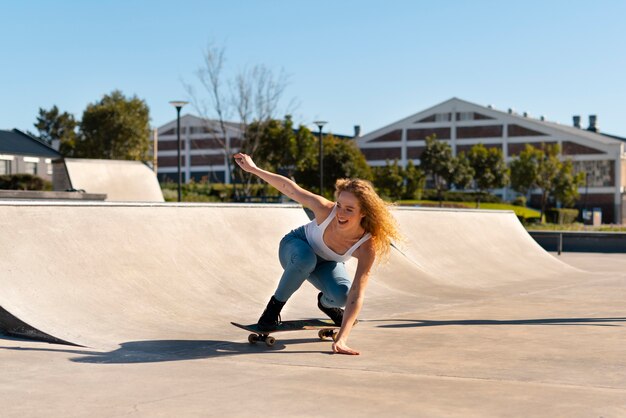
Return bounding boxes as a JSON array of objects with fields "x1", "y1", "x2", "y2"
[{"x1": 182, "y1": 41, "x2": 292, "y2": 198}]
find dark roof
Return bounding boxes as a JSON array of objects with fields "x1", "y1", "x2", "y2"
[
  {"x1": 0, "y1": 129, "x2": 61, "y2": 158},
  {"x1": 600, "y1": 132, "x2": 626, "y2": 143}
]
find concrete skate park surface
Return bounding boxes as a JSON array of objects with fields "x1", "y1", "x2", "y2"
[{"x1": 1, "y1": 202, "x2": 625, "y2": 417}]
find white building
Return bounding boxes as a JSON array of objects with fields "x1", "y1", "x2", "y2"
[
  {"x1": 156, "y1": 115, "x2": 244, "y2": 184},
  {"x1": 356, "y1": 98, "x2": 626, "y2": 224}
]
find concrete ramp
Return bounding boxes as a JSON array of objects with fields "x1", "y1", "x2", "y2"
[
  {"x1": 0, "y1": 202, "x2": 307, "y2": 349},
  {"x1": 0, "y1": 202, "x2": 577, "y2": 350},
  {"x1": 392, "y1": 207, "x2": 578, "y2": 287},
  {"x1": 59, "y1": 158, "x2": 164, "y2": 202}
]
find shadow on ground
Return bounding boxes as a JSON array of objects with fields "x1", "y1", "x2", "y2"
[
  {"x1": 0, "y1": 336, "x2": 335, "y2": 364},
  {"x1": 367, "y1": 317, "x2": 626, "y2": 328},
  {"x1": 3, "y1": 316, "x2": 624, "y2": 364}
]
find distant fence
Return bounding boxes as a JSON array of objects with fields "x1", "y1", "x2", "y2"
[
  {"x1": 233, "y1": 195, "x2": 283, "y2": 204},
  {"x1": 529, "y1": 231, "x2": 626, "y2": 253}
]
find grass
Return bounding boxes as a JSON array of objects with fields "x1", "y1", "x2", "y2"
[
  {"x1": 525, "y1": 223, "x2": 626, "y2": 232},
  {"x1": 398, "y1": 200, "x2": 540, "y2": 219},
  {"x1": 399, "y1": 200, "x2": 626, "y2": 231}
]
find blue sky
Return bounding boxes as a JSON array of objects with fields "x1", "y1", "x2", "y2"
[{"x1": 2, "y1": 0, "x2": 625, "y2": 137}]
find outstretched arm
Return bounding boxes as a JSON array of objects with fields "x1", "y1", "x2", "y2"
[
  {"x1": 332, "y1": 241, "x2": 376, "y2": 355},
  {"x1": 234, "y1": 153, "x2": 331, "y2": 213}
]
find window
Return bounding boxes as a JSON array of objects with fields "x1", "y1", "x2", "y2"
[
  {"x1": 369, "y1": 130, "x2": 402, "y2": 143},
  {"x1": 0, "y1": 160, "x2": 10, "y2": 175},
  {"x1": 507, "y1": 124, "x2": 547, "y2": 137},
  {"x1": 360, "y1": 147, "x2": 402, "y2": 160},
  {"x1": 24, "y1": 162, "x2": 38, "y2": 175},
  {"x1": 456, "y1": 125, "x2": 503, "y2": 139},
  {"x1": 435, "y1": 113, "x2": 452, "y2": 122},
  {"x1": 416, "y1": 114, "x2": 436, "y2": 123},
  {"x1": 158, "y1": 140, "x2": 180, "y2": 151},
  {"x1": 23, "y1": 157, "x2": 39, "y2": 175},
  {"x1": 562, "y1": 141, "x2": 605, "y2": 155},
  {"x1": 455, "y1": 112, "x2": 494, "y2": 121},
  {"x1": 407, "y1": 128, "x2": 451, "y2": 140},
  {"x1": 573, "y1": 160, "x2": 614, "y2": 187},
  {"x1": 416, "y1": 113, "x2": 452, "y2": 123},
  {"x1": 189, "y1": 126, "x2": 216, "y2": 134}
]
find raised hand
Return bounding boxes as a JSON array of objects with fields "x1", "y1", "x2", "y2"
[{"x1": 233, "y1": 153, "x2": 258, "y2": 173}]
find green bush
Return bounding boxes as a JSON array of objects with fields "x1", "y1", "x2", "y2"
[
  {"x1": 160, "y1": 181, "x2": 283, "y2": 203},
  {"x1": 511, "y1": 196, "x2": 527, "y2": 207},
  {"x1": 0, "y1": 174, "x2": 52, "y2": 191},
  {"x1": 545, "y1": 208, "x2": 579, "y2": 224},
  {"x1": 421, "y1": 190, "x2": 502, "y2": 203},
  {"x1": 518, "y1": 215, "x2": 542, "y2": 225}
]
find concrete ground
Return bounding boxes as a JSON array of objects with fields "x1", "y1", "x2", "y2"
[{"x1": 2, "y1": 251, "x2": 625, "y2": 417}]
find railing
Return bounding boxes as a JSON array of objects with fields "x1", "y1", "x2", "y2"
[
  {"x1": 233, "y1": 195, "x2": 283, "y2": 204},
  {"x1": 528, "y1": 230, "x2": 626, "y2": 254}
]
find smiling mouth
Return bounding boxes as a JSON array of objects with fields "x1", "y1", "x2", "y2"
[{"x1": 338, "y1": 219, "x2": 348, "y2": 225}]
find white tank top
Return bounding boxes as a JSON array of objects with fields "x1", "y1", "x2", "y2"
[{"x1": 304, "y1": 204, "x2": 372, "y2": 262}]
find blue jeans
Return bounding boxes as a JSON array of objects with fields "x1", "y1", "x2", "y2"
[{"x1": 274, "y1": 226, "x2": 351, "y2": 308}]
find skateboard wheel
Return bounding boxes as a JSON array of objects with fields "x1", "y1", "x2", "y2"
[
  {"x1": 265, "y1": 336, "x2": 276, "y2": 347},
  {"x1": 248, "y1": 334, "x2": 259, "y2": 344},
  {"x1": 331, "y1": 331, "x2": 338, "y2": 342},
  {"x1": 319, "y1": 329, "x2": 335, "y2": 340},
  {"x1": 318, "y1": 329, "x2": 337, "y2": 340}
]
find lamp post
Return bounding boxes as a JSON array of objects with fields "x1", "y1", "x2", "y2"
[
  {"x1": 169, "y1": 100, "x2": 188, "y2": 202},
  {"x1": 583, "y1": 171, "x2": 589, "y2": 224},
  {"x1": 313, "y1": 120, "x2": 327, "y2": 195}
]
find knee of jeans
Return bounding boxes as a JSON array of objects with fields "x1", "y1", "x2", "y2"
[
  {"x1": 289, "y1": 248, "x2": 317, "y2": 274},
  {"x1": 326, "y1": 284, "x2": 350, "y2": 307}
]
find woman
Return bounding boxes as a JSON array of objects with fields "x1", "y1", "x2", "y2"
[{"x1": 234, "y1": 152, "x2": 400, "y2": 355}]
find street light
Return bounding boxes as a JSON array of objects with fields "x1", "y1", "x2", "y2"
[
  {"x1": 313, "y1": 120, "x2": 327, "y2": 195},
  {"x1": 169, "y1": 100, "x2": 188, "y2": 202}
]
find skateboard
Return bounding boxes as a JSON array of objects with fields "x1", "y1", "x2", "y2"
[{"x1": 231, "y1": 319, "x2": 339, "y2": 347}]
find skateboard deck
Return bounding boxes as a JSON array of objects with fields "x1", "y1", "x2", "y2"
[{"x1": 231, "y1": 319, "x2": 339, "y2": 347}]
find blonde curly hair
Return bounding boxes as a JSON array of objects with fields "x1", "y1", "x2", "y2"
[{"x1": 334, "y1": 178, "x2": 401, "y2": 262}]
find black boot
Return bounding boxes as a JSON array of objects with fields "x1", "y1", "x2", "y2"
[
  {"x1": 317, "y1": 292, "x2": 344, "y2": 326},
  {"x1": 257, "y1": 295, "x2": 286, "y2": 332}
]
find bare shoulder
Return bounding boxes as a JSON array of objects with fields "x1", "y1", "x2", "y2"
[
  {"x1": 307, "y1": 197, "x2": 335, "y2": 224},
  {"x1": 353, "y1": 238, "x2": 376, "y2": 264}
]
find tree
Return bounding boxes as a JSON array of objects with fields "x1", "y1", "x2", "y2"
[
  {"x1": 403, "y1": 160, "x2": 426, "y2": 200},
  {"x1": 295, "y1": 135, "x2": 372, "y2": 198},
  {"x1": 76, "y1": 90, "x2": 151, "y2": 160},
  {"x1": 451, "y1": 152, "x2": 474, "y2": 191},
  {"x1": 239, "y1": 119, "x2": 370, "y2": 199},
  {"x1": 553, "y1": 159, "x2": 585, "y2": 208},
  {"x1": 535, "y1": 143, "x2": 562, "y2": 217},
  {"x1": 419, "y1": 135, "x2": 455, "y2": 206},
  {"x1": 466, "y1": 144, "x2": 509, "y2": 207},
  {"x1": 372, "y1": 160, "x2": 405, "y2": 200},
  {"x1": 509, "y1": 144, "x2": 541, "y2": 199},
  {"x1": 315, "y1": 135, "x2": 373, "y2": 195},
  {"x1": 509, "y1": 143, "x2": 584, "y2": 220},
  {"x1": 184, "y1": 42, "x2": 292, "y2": 189},
  {"x1": 32, "y1": 106, "x2": 78, "y2": 156},
  {"x1": 372, "y1": 160, "x2": 425, "y2": 201},
  {"x1": 244, "y1": 116, "x2": 316, "y2": 178}
]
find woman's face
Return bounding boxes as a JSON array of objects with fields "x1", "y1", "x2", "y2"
[{"x1": 335, "y1": 191, "x2": 365, "y2": 229}]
